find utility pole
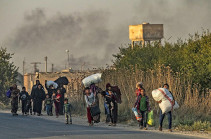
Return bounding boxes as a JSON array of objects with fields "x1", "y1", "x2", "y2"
[
  {"x1": 44, "y1": 56, "x2": 48, "y2": 73},
  {"x1": 51, "y1": 64, "x2": 54, "y2": 72},
  {"x1": 65, "y1": 50, "x2": 70, "y2": 69},
  {"x1": 23, "y1": 58, "x2": 25, "y2": 75},
  {"x1": 31, "y1": 62, "x2": 41, "y2": 73}
]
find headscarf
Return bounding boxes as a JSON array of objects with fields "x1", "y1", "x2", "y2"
[{"x1": 90, "y1": 83, "x2": 97, "y2": 96}]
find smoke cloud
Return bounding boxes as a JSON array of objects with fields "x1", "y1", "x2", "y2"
[
  {"x1": 4, "y1": 0, "x2": 211, "y2": 73},
  {"x1": 131, "y1": 0, "x2": 211, "y2": 41},
  {"x1": 6, "y1": 8, "x2": 117, "y2": 72}
]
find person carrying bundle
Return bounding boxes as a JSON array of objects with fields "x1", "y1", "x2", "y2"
[
  {"x1": 157, "y1": 84, "x2": 175, "y2": 132},
  {"x1": 84, "y1": 87, "x2": 101, "y2": 126},
  {"x1": 107, "y1": 89, "x2": 118, "y2": 126}
]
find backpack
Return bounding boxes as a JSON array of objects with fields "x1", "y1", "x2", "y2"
[
  {"x1": 6, "y1": 90, "x2": 11, "y2": 98},
  {"x1": 111, "y1": 86, "x2": 122, "y2": 104}
]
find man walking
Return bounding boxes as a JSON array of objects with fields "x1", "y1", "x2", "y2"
[
  {"x1": 159, "y1": 83, "x2": 175, "y2": 132},
  {"x1": 11, "y1": 84, "x2": 20, "y2": 116}
]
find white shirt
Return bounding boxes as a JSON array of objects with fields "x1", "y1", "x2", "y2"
[{"x1": 85, "y1": 93, "x2": 95, "y2": 107}]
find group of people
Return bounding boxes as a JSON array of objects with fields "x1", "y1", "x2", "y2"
[
  {"x1": 83, "y1": 83, "x2": 120, "y2": 126},
  {"x1": 10, "y1": 80, "x2": 72, "y2": 124},
  {"x1": 9, "y1": 80, "x2": 175, "y2": 131},
  {"x1": 134, "y1": 82, "x2": 174, "y2": 132}
]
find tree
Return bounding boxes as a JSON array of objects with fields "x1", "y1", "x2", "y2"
[
  {"x1": 112, "y1": 31, "x2": 211, "y2": 88},
  {"x1": 0, "y1": 48, "x2": 18, "y2": 104}
]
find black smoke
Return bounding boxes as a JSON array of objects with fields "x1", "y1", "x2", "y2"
[{"x1": 7, "y1": 8, "x2": 117, "y2": 72}]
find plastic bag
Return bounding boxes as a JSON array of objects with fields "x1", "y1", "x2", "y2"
[
  {"x1": 159, "y1": 100, "x2": 179, "y2": 114},
  {"x1": 147, "y1": 111, "x2": 154, "y2": 126},
  {"x1": 6, "y1": 89, "x2": 11, "y2": 98},
  {"x1": 132, "y1": 107, "x2": 142, "y2": 121}
]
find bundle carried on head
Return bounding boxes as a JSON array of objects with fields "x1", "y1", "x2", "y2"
[
  {"x1": 82, "y1": 73, "x2": 102, "y2": 87},
  {"x1": 46, "y1": 81, "x2": 58, "y2": 89}
]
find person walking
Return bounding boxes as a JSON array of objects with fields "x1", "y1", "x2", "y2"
[
  {"x1": 84, "y1": 87, "x2": 95, "y2": 126},
  {"x1": 58, "y1": 84, "x2": 66, "y2": 115},
  {"x1": 26, "y1": 95, "x2": 32, "y2": 115},
  {"x1": 136, "y1": 88, "x2": 151, "y2": 130},
  {"x1": 31, "y1": 80, "x2": 43, "y2": 115},
  {"x1": 11, "y1": 84, "x2": 20, "y2": 116},
  {"x1": 63, "y1": 98, "x2": 72, "y2": 124},
  {"x1": 53, "y1": 89, "x2": 61, "y2": 118},
  {"x1": 158, "y1": 83, "x2": 175, "y2": 132},
  {"x1": 107, "y1": 89, "x2": 118, "y2": 126},
  {"x1": 33, "y1": 84, "x2": 45, "y2": 116},
  {"x1": 101, "y1": 91, "x2": 111, "y2": 124},
  {"x1": 19, "y1": 87, "x2": 29, "y2": 115},
  {"x1": 44, "y1": 94, "x2": 53, "y2": 116}
]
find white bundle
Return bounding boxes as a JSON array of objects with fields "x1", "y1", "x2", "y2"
[
  {"x1": 46, "y1": 81, "x2": 58, "y2": 89},
  {"x1": 82, "y1": 73, "x2": 102, "y2": 87},
  {"x1": 152, "y1": 88, "x2": 179, "y2": 114}
]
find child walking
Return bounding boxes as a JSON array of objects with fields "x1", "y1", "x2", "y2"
[
  {"x1": 136, "y1": 88, "x2": 151, "y2": 130},
  {"x1": 44, "y1": 94, "x2": 53, "y2": 116},
  {"x1": 63, "y1": 98, "x2": 72, "y2": 124},
  {"x1": 26, "y1": 95, "x2": 32, "y2": 115},
  {"x1": 19, "y1": 87, "x2": 29, "y2": 115},
  {"x1": 107, "y1": 89, "x2": 118, "y2": 126},
  {"x1": 53, "y1": 90, "x2": 61, "y2": 118}
]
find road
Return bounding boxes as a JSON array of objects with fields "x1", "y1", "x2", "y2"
[{"x1": 0, "y1": 111, "x2": 204, "y2": 139}]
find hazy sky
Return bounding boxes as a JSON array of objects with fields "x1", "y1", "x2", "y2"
[{"x1": 0, "y1": 0, "x2": 210, "y2": 73}]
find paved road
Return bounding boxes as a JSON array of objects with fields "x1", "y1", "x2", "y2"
[{"x1": 0, "y1": 112, "x2": 203, "y2": 139}]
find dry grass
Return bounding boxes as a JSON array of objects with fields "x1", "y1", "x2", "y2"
[{"x1": 67, "y1": 65, "x2": 211, "y2": 130}]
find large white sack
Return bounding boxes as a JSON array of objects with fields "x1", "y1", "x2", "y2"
[
  {"x1": 46, "y1": 81, "x2": 58, "y2": 89},
  {"x1": 159, "y1": 100, "x2": 179, "y2": 114},
  {"x1": 82, "y1": 73, "x2": 102, "y2": 87},
  {"x1": 152, "y1": 88, "x2": 173, "y2": 101},
  {"x1": 152, "y1": 88, "x2": 179, "y2": 114}
]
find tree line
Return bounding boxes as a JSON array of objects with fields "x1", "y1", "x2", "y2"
[{"x1": 113, "y1": 31, "x2": 211, "y2": 89}]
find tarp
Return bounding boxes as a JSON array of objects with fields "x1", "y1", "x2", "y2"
[{"x1": 54, "y1": 76, "x2": 69, "y2": 85}]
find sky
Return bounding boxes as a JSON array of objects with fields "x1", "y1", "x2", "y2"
[{"x1": 0, "y1": 0, "x2": 210, "y2": 73}]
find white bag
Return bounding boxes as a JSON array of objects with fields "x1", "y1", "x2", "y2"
[
  {"x1": 82, "y1": 73, "x2": 102, "y2": 87},
  {"x1": 159, "y1": 100, "x2": 179, "y2": 114},
  {"x1": 152, "y1": 88, "x2": 179, "y2": 114},
  {"x1": 46, "y1": 81, "x2": 58, "y2": 89},
  {"x1": 152, "y1": 88, "x2": 173, "y2": 101}
]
